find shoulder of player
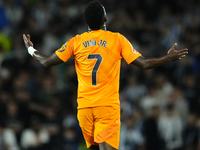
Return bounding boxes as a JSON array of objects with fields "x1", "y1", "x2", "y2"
[
  {"x1": 67, "y1": 33, "x2": 82, "y2": 43},
  {"x1": 107, "y1": 31, "x2": 125, "y2": 40},
  {"x1": 72, "y1": 32, "x2": 88, "y2": 40},
  {"x1": 105, "y1": 30, "x2": 121, "y2": 36}
]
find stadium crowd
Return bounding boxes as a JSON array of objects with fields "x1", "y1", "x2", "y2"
[{"x1": 0, "y1": 0, "x2": 200, "y2": 150}]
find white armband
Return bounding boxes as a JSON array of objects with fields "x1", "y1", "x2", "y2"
[{"x1": 28, "y1": 46, "x2": 37, "y2": 56}]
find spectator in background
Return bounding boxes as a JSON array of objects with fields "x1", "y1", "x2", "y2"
[
  {"x1": 0, "y1": 91, "x2": 11, "y2": 119},
  {"x1": 196, "y1": 118, "x2": 200, "y2": 150},
  {"x1": 14, "y1": 89, "x2": 32, "y2": 126},
  {"x1": 63, "y1": 114, "x2": 78, "y2": 130},
  {"x1": 120, "y1": 92, "x2": 133, "y2": 122},
  {"x1": 140, "y1": 86, "x2": 160, "y2": 116},
  {"x1": 0, "y1": 0, "x2": 200, "y2": 149},
  {"x1": 120, "y1": 115, "x2": 144, "y2": 150},
  {"x1": 38, "y1": 74, "x2": 57, "y2": 105},
  {"x1": 123, "y1": 75, "x2": 147, "y2": 104},
  {"x1": 183, "y1": 113, "x2": 199, "y2": 150},
  {"x1": 131, "y1": 108, "x2": 144, "y2": 132},
  {"x1": 3, "y1": 0, "x2": 23, "y2": 27},
  {"x1": 62, "y1": 127, "x2": 80, "y2": 150},
  {"x1": 12, "y1": 71, "x2": 32, "y2": 92},
  {"x1": 183, "y1": 75, "x2": 199, "y2": 113},
  {"x1": 0, "y1": 6, "x2": 9, "y2": 29},
  {"x1": 20, "y1": 117, "x2": 49, "y2": 150},
  {"x1": 158, "y1": 104, "x2": 183, "y2": 150},
  {"x1": 62, "y1": 114, "x2": 83, "y2": 150},
  {"x1": 154, "y1": 74, "x2": 174, "y2": 109},
  {"x1": 43, "y1": 107, "x2": 61, "y2": 149},
  {"x1": 4, "y1": 101, "x2": 23, "y2": 146},
  {"x1": 0, "y1": 33, "x2": 11, "y2": 53},
  {"x1": 143, "y1": 106, "x2": 165, "y2": 150},
  {"x1": 168, "y1": 88, "x2": 188, "y2": 121},
  {"x1": 0, "y1": 122, "x2": 19, "y2": 150}
]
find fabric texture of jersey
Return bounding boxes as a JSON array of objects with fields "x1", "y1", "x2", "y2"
[
  {"x1": 55, "y1": 30, "x2": 141, "y2": 109},
  {"x1": 77, "y1": 106, "x2": 120, "y2": 149}
]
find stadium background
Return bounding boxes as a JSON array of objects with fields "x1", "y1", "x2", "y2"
[{"x1": 0, "y1": 0, "x2": 200, "y2": 150}]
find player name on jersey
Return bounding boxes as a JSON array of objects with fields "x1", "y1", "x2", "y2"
[{"x1": 82, "y1": 39, "x2": 107, "y2": 48}]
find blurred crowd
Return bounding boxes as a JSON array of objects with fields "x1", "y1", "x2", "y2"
[{"x1": 0, "y1": 0, "x2": 200, "y2": 150}]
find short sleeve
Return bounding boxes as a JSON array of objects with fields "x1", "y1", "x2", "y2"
[
  {"x1": 55, "y1": 37, "x2": 75, "y2": 62},
  {"x1": 119, "y1": 34, "x2": 141, "y2": 64}
]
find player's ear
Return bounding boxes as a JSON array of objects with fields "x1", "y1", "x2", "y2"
[{"x1": 104, "y1": 17, "x2": 107, "y2": 22}]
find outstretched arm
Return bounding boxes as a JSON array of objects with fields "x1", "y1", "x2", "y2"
[
  {"x1": 131, "y1": 43, "x2": 188, "y2": 69},
  {"x1": 23, "y1": 34, "x2": 63, "y2": 67}
]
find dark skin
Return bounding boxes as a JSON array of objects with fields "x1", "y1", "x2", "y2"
[
  {"x1": 23, "y1": 8, "x2": 188, "y2": 150},
  {"x1": 23, "y1": 34, "x2": 62, "y2": 67},
  {"x1": 23, "y1": 34, "x2": 188, "y2": 150},
  {"x1": 131, "y1": 42, "x2": 188, "y2": 69},
  {"x1": 23, "y1": 34, "x2": 188, "y2": 69}
]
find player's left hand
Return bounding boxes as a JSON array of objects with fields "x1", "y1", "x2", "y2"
[
  {"x1": 167, "y1": 43, "x2": 188, "y2": 61},
  {"x1": 23, "y1": 34, "x2": 33, "y2": 49}
]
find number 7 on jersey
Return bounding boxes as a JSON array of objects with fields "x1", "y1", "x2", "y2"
[{"x1": 87, "y1": 54, "x2": 102, "y2": 86}]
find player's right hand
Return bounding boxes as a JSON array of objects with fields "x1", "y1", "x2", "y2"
[
  {"x1": 23, "y1": 34, "x2": 33, "y2": 49},
  {"x1": 167, "y1": 43, "x2": 188, "y2": 61}
]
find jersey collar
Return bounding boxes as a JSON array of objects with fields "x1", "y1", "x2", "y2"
[{"x1": 88, "y1": 25, "x2": 107, "y2": 33}]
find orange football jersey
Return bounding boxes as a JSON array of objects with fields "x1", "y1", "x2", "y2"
[{"x1": 55, "y1": 29, "x2": 141, "y2": 109}]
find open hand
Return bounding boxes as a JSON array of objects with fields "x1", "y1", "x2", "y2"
[
  {"x1": 23, "y1": 34, "x2": 33, "y2": 49},
  {"x1": 167, "y1": 43, "x2": 188, "y2": 61}
]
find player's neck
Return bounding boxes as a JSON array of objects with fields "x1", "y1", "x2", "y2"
[
  {"x1": 101, "y1": 24, "x2": 106, "y2": 31},
  {"x1": 88, "y1": 24, "x2": 106, "y2": 32}
]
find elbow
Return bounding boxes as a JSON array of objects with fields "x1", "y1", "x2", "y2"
[
  {"x1": 142, "y1": 67, "x2": 148, "y2": 70},
  {"x1": 140, "y1": 65, "x2": 147, "y2": 70},
  {"x1": 142, "y1": 67, "x2": 147, "y2": 70},
  {"x1": 131, "y1": 57, "x2": 151, "y2": 70},
  {"x1": 43, "y1": 63, "x2": 51, "y2": 67},
  {"x1": 42, "y1": 60, "x2": 51, "y2": 67},
  {"x1": 141, "y1": 60, "x2": 154, "y2": 70},
  {"x1": 140, "y1": 62, "x2": 149, "y2": 70},
  {"x1": 43, "y1": 63, "x2": 49, "y2": 67},
  {"x1": 143, "y1": 66, "x2": 150, "y2": 70}
]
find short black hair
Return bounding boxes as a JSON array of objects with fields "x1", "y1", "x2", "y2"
[{"x1": 84, "y1": 1, "x2": 105, "y2": 30}]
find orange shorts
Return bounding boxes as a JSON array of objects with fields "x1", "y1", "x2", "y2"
[{"x1": 77, "y1": 106, "x2": 121, "y2": 149}]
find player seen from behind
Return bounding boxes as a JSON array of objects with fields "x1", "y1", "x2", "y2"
[{"x1": 23, "y1": 1, "x2": 188, "y2": 150}]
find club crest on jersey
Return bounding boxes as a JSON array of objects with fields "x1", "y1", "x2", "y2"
[
  {"x1": 58, "y1": 43, "x2": 67, "y2": 52},
  {"x1": 132, "y1": 48, "x2": 138, "y2": 54}
]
